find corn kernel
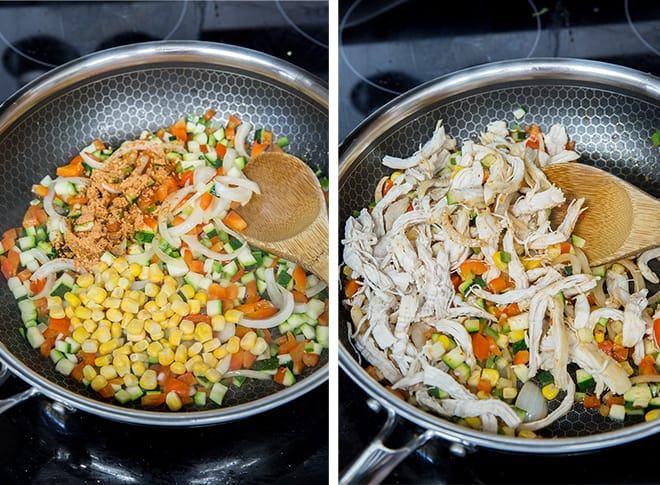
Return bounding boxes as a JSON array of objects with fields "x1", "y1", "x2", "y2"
[
  {"x1": 47, "y1": 296, "x2": 63, "y2": 307},
  {"x1": 64, "y1": 292, "x2": 81, "y2": 307},
  {"x1": 110, "y1": 286, "x2": 124, "y2": 299},
  {"x1": 224, "y1": 309, "x2": 243, "y2": 324},
  {"x1": 83, "y1": 319, "x2": 98, "y2": 334},
  {"x1": 195, "y1": 323, "x2": 213, "y2": 343},
  {"x1": 240, "y1": 331, "x2": 257, "y2": 351},
  {"x1": 194, "y1": 291, "x2": 207, "y2": 306},
  {"x1": 175, "y1": 345, "x2": 188, "y2": 363},
  {"x1": 123, "y1": 373, "x2": 138, "y2": 387},
  {"x1": 113, "y1": 343, "x2": 132, "y2": 357},
  {"x1": 88, "y1": 286, "x2": 108, "y2": 304},
  {"x1": 151, "y1": 310, "x2": 167, "y2": 323},
  {"x1": 213, "y1": 345, "x2": 228, "y2": 359},
  {"x1": 508, "y1": 330, "x2": 525, "y2": 343},
  {"x1": 97, "y1": 338, "x2": 118, "y2": 355},
  {"x1": 146, "y1": 342, "x2": 163, "y2": 358},
  {"x1": 171, "y1": 300, "x2": 189, "y2": 317},
  {"x1": 72, "y1": 327, "x2": 90, "y2": 344},
  {"x1": 167, "y1": 314, "x2": 182, "y2": 329},
  {"x1": 158, "y1": 347, "x2": 175, "y2": 366},
  {"x1": 77, "y1": 273, "x2": 94, "y2": 288},
  {"x1": 191, "y1": 361, "x2": 209, "y2": 376},
  {"x1": 203, "y1": 337, "x2": 221, "y2": 353},
  {"x1": 147, "y1": 325, "x2": 164, "y2": 341},
  {"x1": 202, "y1": 352, "x2": 218, "y2": 368},
  {"x1": 481, "y1": 368, "x2": 500, "y2": 387},
  {"x1": 73, "y1": 306, "x2": 91, "y2": 320},
  {"x1": 161, "y1": 285, "x2": 176, "y2": 299},
  {"x1": 645, "y1": 409, "x2": 660, "y2": 422},
  {"x1": 162, "y1": 275, "x2": 177, "y2": 288},
  {"x1": 103, "y1": 297, "x2": 121, "y2": 309},
  {"x1": 226, "y1": 336, "x2": 240, "y2": 354},
  {"x1": 89, "y1": 308, "x2": 104, "y2": 322},
  {"x1": 188, "y1": 299, "x2": 201, "y2": 314},
  {"x1": 111, "y1": 256, "x2": 128, "y2": 273},
  {"x1": 142, "y1": 283, "x2": 158, "y2": 299},
  {"x1": 131, "y1": 340, "x2": 148, "y2": 353},
  {"x1": 518, "y1": 430, "x2": 537, "y2": 439},
  {"x1": 168, "y1": 328, "x2": 183, "y2": 347},
  {"x1": 148, "y1": 263, "x2": 164, "y2": 283},
  {"x1": 185, "y1": 342, "x2": 201, "y2": 357},
  {"x1": 251, "y1": 337, "x2": 268, "y2": 356},
  {"x1": 165, "y1": 390, "x2": 182, "y2": 411},
  {"x1": 139, "y1": 369, "x2": 158, "y2": 390},
  {"x1": 82, "y1": 364, "x2": 97, "y2": 381},
  {"x1": 49, "y1": 305, "x2": 66, "y2": 319},
  {"x1": 131, "y1": 361, "x2": 146, "y2": 377},
  {"x1": 464, "y1": 416, "x2": 482, "y2": 429},
  {"x1": 105, "y1": 308, "x2": 122, "y2": 323},
  {"x1": 502, "y1": 387, "x2": 518, "y2": 400},
  {"x1": 477, "y1": 390, "x2": 491, "y2": 400},
  {"x1": 64, "y1": 306, "x2": 76, "y2": 319},
  {"x1": 205, "y1": 367, "x2": 222, "y2": 383},
  {"x1": 144, "y1": 301, "x2": 158, "y2": 313},
  {"x1": 169, "y1": 361, "x2": 186, "y2": 375},
  {"x1": 211, "y1": 315, "x2": 226, "y2": 332},
  {"x1": 180, "y1": 319, "x2": 195, "y2": 335},
  {"x1": 155, "y1": 291, "x2": 169, "y2": 308},
  {"x1": 120, "y1": 298, "x2": 140, "y2": 314},
  {"x1": 179, "y1": 284, "x2": 195, "y2": 300},
  {"x1": 130, "y1": 352, "x2": 147, "y2": 363},
  {"x1": 95, "y1": 354, "x2": 113, "y2": 367},
  {"x1": 90, "y1": 375, "x2": 108, "y2": 392},
  {"x1": 94, "y1": 325, "x2": 112, "y2": 344},
  {"x1": 126, "y1": 319, "x2": 144, "y2": 335},
  {"x1": 70, "y1": 316, "x2": 83, "y2": 329},
  {"x1": 82, "y1": 339, "x2": 99, "y2": 353},
  {"x1": 100, "y1": 364, "x2": 118, "y2": 380},
  {"x1": 542, "y1": 383, "x2": 560, "y2": 400},
  {"x1": 127, "y1": 330, "x2": 146, "y2": 343},
  {"x1": 185, "y1": 355, "x2": 203, "y2": 372},
  {"x1": 129, "y1": 262, "x2": 142, "y2": 278}
]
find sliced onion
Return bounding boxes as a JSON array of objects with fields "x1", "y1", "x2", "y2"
[
  {"x1": 305, "y1": 280, "x2": 327, "y2": 298},
  {"x1": 217, "y1": 322, "x2": 236, "y2": 343},
  {"x1": 101, "y1": 182, "x2": 121, "y2": 194},
  {"x1": 212, "y1": 217, "x2": 245, "y2": 242},
  {"x1": 22, "y1": 248, "x2": 50, "y2": 265},
  {"x1": 222, "y1": 370, "x2": 272, "y2": 380},
  {"x1": 167, "y1": 206, "x2": 204, "y2": 237},
  {"x1": 131, "y1": 280, "x2": 148, "y2": 291},
  {"x1": 215, "y1": 175, "x2": 261, "y2": 195},
  {"x1": 165, "y1": 185, "x2": 196, "y2": 210},
  {"x1": 205, "y1": 196, "x2": 230, "y2": 219},
  {"x1": 241, "y1": 289, "x2": 294, "y2": 329},
  {"x1": 194, "y1": 166, "x2": 217, "y2": 189},
  {"x1": 57, "y1": 176, "x2": 90, "y2": 187},
  {"x1": 80, "y1": 150, "x2": 106, "y2": 170},
  {"x1": 31, "y1": 258, "x2": 77, "y2": 281},
  {"x1": 158, "y1": 213, "x2": 180, "y2": 249},
  {"x1": 210, "y1": 183, "x2": 252, "y2": 205},
  {"x1": 180, "y1": 234, "x2": 241, "y2": 262},
  {"x1": 293, "y1": 303, "x2": 308, "y2": 313},
  {"x1": 234, "y1": 121, "x2": 252, "y2": 159},
  {"x1": 43, "y1": 187, "x2": 59, "y2": 219},
  {"x1": 223, "y1": 148, "x2": 238, "y2": 173},
  {"x1": 264, "y1": 268, "x2": 283, "y2": 308},
  {"x1": 126, "y1": 246, "x2": 154, "y2": 264},
  {"x1": 515, "y1": 381, "x2": 548, "y2": 422}
]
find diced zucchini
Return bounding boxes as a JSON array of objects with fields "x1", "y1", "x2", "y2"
[
  {"x1": 279, "y1": 367, "x2": 296, "y2": 386},
  {"x1": 298, "y1": 323, "x2": 316, "y2": 340},
  {"x1": 209, "y1": 382, "x2": 228, "y2": 405},
  {"x1": 183, "y1": 271, "x2": 212, "y2": 292},
  {"x1": 222, "y1": 261, "x2": 239, "y2": 278},
  {"x1": 193, "y1": 391, "x2": 207, "y2": 406},
  {"x1": 507, "y1": 312, "x2": 529, "y2": 331},
  {"x1": 55, "y1": 357, "x2": 76, "y2": 376},
  {"x1": 305, "y1": 298, "x2": 325, "y2": 320},
  {"x1": 251, "y1": 356, "x2": 280, "y2": 372},
  {"x1": 609, "y1": 404, "x2": 626, "y2": 421},
  {"x1": 576, "y1": 369, "x2": 595, "y2": 392},
  {"x1": 464, "y1": 318, "x2": 480, "y2": 333},
  {"x1": 26, "y1": 326, "x2": 44, "y2": 348},
  {"x1": 624, "y1": 384, "x2": 652, "y2": 408},
  {"x1": 17, "y1": 236, "x2": 35, "y2": 250},
  {"x1": 571, "y1": 234, "x2": 586, "y2": 248},
  {"x1": 53, "y1": 180, "x2": 77, "y2": 196},
  {"x1": 166, "y1": 259, "x2": 189, "y2": 277},
  {"x1": 442, "y1": 346, "x2": 466, "y2": 369},
  {"x1": 207, "y1": 299, "x2": 222, "y2": 317},
  {"x1": 453, "y1": 362, "x2": 471, "y2": 382},
  {"x1": 100, "y1": 251, "x2": 116, "y2": 265},
  {"x1": 50, "y1": 273, "x2": 75, "y2": 298},
  {"x1": 236, "y1": 246, "x2": 257, "y2": 268}
]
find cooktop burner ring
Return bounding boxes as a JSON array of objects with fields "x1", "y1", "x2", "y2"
[
  {"x1": 624, "y1": 0, "x2": 660, "y2": 56},
  {"x1": 0, "y1": 0, "x2": 189, "y2": 69},
  {"x1": 339, "y1": 0, "x2": 543, "y2": 96},
  {"x1": 276, "y1": 0, "x2": 328, "y2": 49}
]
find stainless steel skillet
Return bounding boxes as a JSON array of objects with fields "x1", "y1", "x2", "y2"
[
  {"x1": 338, "y1": 58, "x2": 659, "y2": 483},
  {"x1": 0, "y1": 41, "x2": 328, "y2": 426}
]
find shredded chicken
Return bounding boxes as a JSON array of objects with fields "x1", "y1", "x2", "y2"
[{"x1": 343, "y1": 119, "x2": 658, "y2": 437}]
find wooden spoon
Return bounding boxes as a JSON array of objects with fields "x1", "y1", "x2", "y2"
[
  {"x1": 235, "y1": 152, "x2": 328, "y2": 283},
  {"x1": 543, "y1": 163, "x2": 660, "y2": 267}
]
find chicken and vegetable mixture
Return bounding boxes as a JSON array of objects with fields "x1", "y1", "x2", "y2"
[
  {"x1": 0, "y1": 110, "x2": 328, "y2": 410},
  {"x1": 342, "y1": 119, "x2": 659, "y2": 436}
]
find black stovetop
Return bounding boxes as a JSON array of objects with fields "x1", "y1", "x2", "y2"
[
  {"x1": 339, "y1": 0, "x2": 659, "y2": 482},
  {"x1": 0, "y1": 2, "x2": 328, "y2": 483}
]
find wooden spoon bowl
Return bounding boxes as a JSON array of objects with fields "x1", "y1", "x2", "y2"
[
  {"x1": 235, "y1": 152, "x2": 328, "y2": 282},
  {"x1": 543, "y1": 163, "x2": 660, "y2": 267}
]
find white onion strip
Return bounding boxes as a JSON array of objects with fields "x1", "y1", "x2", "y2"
[
  {"x1": 80, "y1": 150, "x2": 106, "y2": 170},
  {"x1": 180, "y1": 235, "x2": 241, "y2": 262},
  {"x1": 211, "y1": 184, "x2": 252, "y2": 205},
  {"x1": 101, "y1": 182, "x2": 121, "y2": 194},
  {"x1": 43, "y1": 187, "x2": 59, "y2": 219},
  {"x1": 56, "y1": 176, "x2": 90, "y2": 187},
  {"x1": 30, "y1": 258, "x2": 77, "y2": 281},
  {"x1": 240, "y1": 289, "x2": 294, "y2": 329},
  {"x1": 234, "y1": 121, "x2": 252, "y2": 159},
  {"x1": 30, "y1": 274, "x2": 55, "y2": 300},
  {"x1": 168, "y1": 206, "x2": 204, "y2": 237},
  {"x1": 305, "y1": 280, "x2": 327, "y2": 298},
  {"x1": 215, "y1": 175, "x2": 261, "y2": 194},
  {"x1": 152, "y1": 235, "x2": 184, "y2": 266},
  {"x1": 222, "y1": 370, "x2": 272, "y2": 380}
]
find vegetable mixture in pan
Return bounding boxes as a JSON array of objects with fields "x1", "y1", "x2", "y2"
[
  {"x1": 1, "y1": 110, "x2": 328, "y2": 411},
  {"x1": 342, "y1": 119, "x2": 659, "y2": 437}
]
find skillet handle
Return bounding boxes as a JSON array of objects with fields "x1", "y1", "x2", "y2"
[
  {"x1": 339, "y1": 400, "x2": 437, "y2": 485},
  {"x1": 0, "y1": 362, "x2": 40, "y2": 413}
]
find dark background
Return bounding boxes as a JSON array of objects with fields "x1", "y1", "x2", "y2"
[
  {"x1": 0, "y1": 2, "x2": 328, "y2": 483},
  {"x1": 338, "y1": 0, "x2": 660, "y2": 482}
]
